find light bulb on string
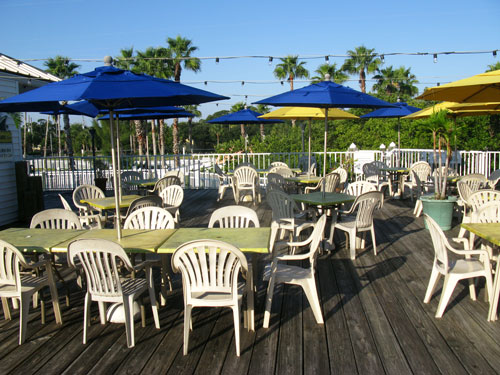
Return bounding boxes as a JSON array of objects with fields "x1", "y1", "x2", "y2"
[
  {"x1": 433, "y1": 54, "x2": 438, "y2": 63},
  {"x1": 215, "y1": 57, "x2": 219, "y2": 64},
  {"x1": 268, "y1": 56, "x2": 273, "y2": 65}
]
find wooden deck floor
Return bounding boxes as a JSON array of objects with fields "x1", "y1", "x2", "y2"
[{"x1": 1, "y1": 189, "x2": 500, "y2": 374}]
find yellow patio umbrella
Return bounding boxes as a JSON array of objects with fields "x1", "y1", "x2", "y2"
[
  {"x1": 417, "y1": 69, "x2": 500, "y2": 103},
  {"x1": 403, "y1": 101, "x2": 500, "y2": 119},
  {"x1": 259, "y1": 107, "x2": 359, "y2": 174}
]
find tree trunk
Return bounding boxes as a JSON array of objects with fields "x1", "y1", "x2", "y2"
[
  {"x1": 63, "y1": 113, "x2": 74, "y2": 170},
  {"x1": 240, "y1": 123, "x2": 245, "y2": 138},
  {"x1": 151, "y1": 120, "x2": 157, "y2": 156},
  {"x1": 57, "y1": 115, "x2": 61, "y2": 157},
  {"x1": 260, "y1": 123, "x2": 265, "y2": 140},
  {"x1": 188, "y1": 118, "x2": 193, "y2": 152},
  {"x1": 360, "y1": 70, "x2": 366, "y2": 93},
  {"x1": 134, "y1": 120, "x2": 145, "y2": 155},
  {"x1": 173, "y1": 118, "x2": 179, "y2": 154}
]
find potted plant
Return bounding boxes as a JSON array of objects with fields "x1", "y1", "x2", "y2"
[{"x1": 420, "y1": 109, "x2": 457, "y2": 230}]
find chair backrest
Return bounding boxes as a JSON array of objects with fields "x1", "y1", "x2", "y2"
[
  {"x1": 73, "y1": 184, "x2": 105, "y2": 211},
  {"x1": 0, "y1": 239, "x2": 29, "y2": 292},
  {"x1": 298, "y1": 155, "x2": 317, "y2": 172},
  {"x1": 269, "y1": 166, "x2": 294, "y2": 177},
  {"x1": 123, "y1": 207, "x2": 175, "y2": 229},
  {"x1": 468, "y1": 189, "x2": 500, "y2": 213},
  {"x1": 68, "y1": 239, "x2": 132, "y2": 299},
  {"x1": 475, "y1": 201, "x2": 500, "y2": 223},
  {"x1": 59, "y1": 194, "x2": 73, "y2": 211},
  {"x1": 457, "y1": 174, "x2": 488, "y2": 204},
  {"x1": 235, "y1": 162, "x2": 257, "y2": 170},
  {"x1": 424, "y1": 214, "x2": 451, "y2": 274},
  {"x1": 164, "y1": 170, "x2": 185, "y2": 186},
  {"x1": 171, "y1": 239, "x2": 248, "y2": 297},
  {"x1": 410, "y1": 161, "x2": 431, "y2": 183},
  {"x1": 304, "y1": 214, "x2": 328, "y2": 268},
  {"x1": 158, "y1": 185, "x2": 184, "y2": 208},
  {"x1": 153, "y1": 175, "x2": 181, "y2": 193},
  {"x1": 267, "y1": 173, "x2": 285, "y2": 189},
  {"x1": 208, "y1": 206, "x2": 260, "y2": 228},
  {"x1": 30, "y1": 208, "x2": 82, "y2": 229},
  {"x1": 214, "y1": 164, "x2": 225, "y2": 177},
  {"x1": 266, "y1": 190, "x2": 298, "y2": 221},
  {"x1": 344, "y1": 181, "x2": 377, "y2": 196},
  {"x1": 323, "y1": 172, "x2": 340, "y2": 192},
  {"x1": 332, "y1": 167, "x2": 348, "y2": 185},
  {"x1": 351, "y1": 191, "x2": 383, "y2": 229},
  {"x1": 362, "y1": 162, "x2": 379, "y2": 178},
  {"x1": 270, "y1": 161, "x2": 288, "y2": 168},
  {"x1": 488, "y1": 168, "x2": 500, "y2": 188},
  {"x1": 121, "y1": 171, "x2": 141, "y2": 193},
  {"x1": 233, "y1": 166, "x2": 258, "y2": 186},
  {"x1": 124, "y1": 195, "x2": 163, "y2": 218}
]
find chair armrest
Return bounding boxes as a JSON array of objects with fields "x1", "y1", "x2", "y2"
[
  {"x1": 23, "y1": 258, "x2": 51, "y2": 271},
  {"x1": 133, "y1": 260, "x2": 157, "y2": 272},
  {"x1": 451, "y1": 237, "x2": 469, "y2": 249},
  {"x1": 276, "y1": 253, "x2": 310, "y2": 261}
]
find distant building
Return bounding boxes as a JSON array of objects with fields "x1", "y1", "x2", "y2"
[{"x1": 0, "y1": 53, "x2": 59, "y2": 226}]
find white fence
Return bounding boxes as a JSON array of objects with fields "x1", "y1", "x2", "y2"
[{"x1": 25, "y1": 149, "x2": 500, "y2": 191}]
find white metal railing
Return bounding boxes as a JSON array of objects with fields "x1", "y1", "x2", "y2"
[{"x1": 25, "y1": 149, "x2": 500, "y2": 191}]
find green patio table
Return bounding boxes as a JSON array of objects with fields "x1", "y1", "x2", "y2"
[
  {"x1": 0, "y1": 227, "x2": 85, "y2": 253},
  {"x1": 158, "y1": 227, "x2": 271, "y2": 332},
  {"x1": 123, "y1": 178, "x2": 158, "y2": 187},
  {"x1": 285, "y1": 175, "x2": 322, "y2": 184},
  {"x1": 461, "y1": 222, "x2": 500, "y2": 321},
  {"x1": 80, "y1": 194, "x2": 141, "y2": 211},
  {"x1": 379, "y1": 167, "x2": 410, "y2": 198}
]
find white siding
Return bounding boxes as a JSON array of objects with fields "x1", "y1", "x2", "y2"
[{"x1": 0, "y1": 77, "x2": 22, "y2": 226}]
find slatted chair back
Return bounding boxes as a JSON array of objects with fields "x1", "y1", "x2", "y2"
[
  {"x1": 351, "y1": 191, "x2": 383, "y2": 229},
  {"x1": 332, "y1": 167, "x2": 348, "y2": 185},
  {"x1": 344, "y1": 181, "x2": 377, "y2": 196},
  {"x1": 266, "y1": 190, "x2": 297, "y2": 222},
  {"x1": 323, "y1": 172, "x2": 340, "y2": 192},
  {"x1": 269, "y1": 165, "x2": 294, "y2": 177},
  {"x1": 424, "y1": 214, "x2": 451, "y2": 274},
  {"x1": 208, "y1": 206, "x2": 260, "y2": 228},
  {"x1": 172, "y1": 239, "x2": 248, "y2": 297},
  {"x1": 475, "y1": 201, "x2": 500, "y2": 223},
  {"x1": 488, "y1": 169, "x2": 500, "y2": 189},
  {"x1": 30, "y1": 208, "x2": 82, "y2": 230},
  {"x1": 72, "y1": 184, "x2": 105, "y2": 213},
  {"x1": 0, "y1": 240, "x2": 25, "y2": 291},
  {"x1": 468, "y1": 190, "x2": 500, "y2": 214},
  {"x1": 235, "y1": 162, "x2": 257, "y2": 171},
  {"x1": 301, "y1": 214, "x2": 327, "y2": 269},
  {"x1": 362, "y1": 162, "x2": 379, "y2": 179},
  {"x1": 121, "y1": 171, "x2": 141, "y2": 194},
  {"x1": 152, "y1": 175, "x2": 181, "y2": 194},
  {"x1": 270, "y1": 161, "x2": 288, "y2": 168},
  {"x1": 410, "y1": 161, "x2": 432, "y2": 184},
  {"x1": 124, "y1": 195, "x2": 163, "y2": 218},
  {"x1": 158, "y1": 185, "x2": 184, "y2": 208},
  {"x1": 267, "y1": 173, "x2": 285, "y2": 190},
  {"x1": 59, "y1": 194, "x2": 73, "y2": 211},
  {"x1": 298, "y1": 155, "x2": 317, "y2": 172},
  {"x1": 233, "y1": 165, "x2": 258, "y2": 186},
  {"x1": 123, "y1": 207, "x2": 175, "y2": 230},
  {"x1": 458, "y1": 174, "x2": 488, "y2": 204}
]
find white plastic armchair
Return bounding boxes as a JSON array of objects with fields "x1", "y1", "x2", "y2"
[
  {"x1": 172, "y1": 239, "x2": 249, "y2": 356},
  {"x1": 158, "y1": 185, "x2": 184, "y2": 225},
  {"x1": 148, "y1": 175, "x2": 181, "y2": 195},
  {"x1": 270, "y1": 161, "x2": 288, "y2": 168},
  {"x1": 59, "y1": 194, "x2": 103, "y2": 229},
  {"x1": 0, "y1": 239, "x2": 62, "y2": 345},
  {"x1": 363, "y1": 162, "x2": 393, "y2": 196},
  {"x1": 68, "y1": 239, "x2": 160, "y2": 348},
  {"x1": 403, "y1": 161, "x2": 431, "y2": 199},
  {"x1": 72, "y1": 184, "x2": 105, "y2": 215},
  {"x1": 214, "y1": 164, "x2": 232, "y2": 202},
  {"x1": 332, "y1": 167, "x2": 348, "y2": 190},
  {"x1": 123, "y1": 206, "x2": 175, "y2": 230},
  {"x1": 267, "y1": 173, "x2": 286, "y2": 193},
  {"x1": 458, "y1": 189, "x2": 500, "y2": 239},
  {"x1": 121, "y1": 171, "x2": 141, "y2": 194},
  {"x1": 332, "y1": 191, "x2": 383, "y2": 260},
  {"x1": 305, "y1": 172, "x2": 340, "y2": 194},
  {"x1": 263, "y1": 214, "x2": 327, "y2": 328},
  {"x1": 31, "y1": 208, "x2": 82, "y2": 230},
  {"x1": 344, "y1": 181, "x2": 377, "y2": 196},
  {"x1": 457, "y1": 173, "x2": 487, "y2": 212},
  {"x1": 208, "y1": 205, "x2": 260, "y2": 228},
  {"x1": 232, "y1": 165, "x2": 260, "y2": 204},
  {"x1": 423, "y1": 214, "x2": 493, "y2": 318},
  {"x1": 472, "y1": 201, "x2": 500, "y2": 264},
  {"x1": 487, "y1": 169, "x2": 500, "y2": 189},
  {"x1": 123, "y1": 195, "x2": 163, "y2": 222}
]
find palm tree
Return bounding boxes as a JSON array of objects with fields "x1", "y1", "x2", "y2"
[
  {"x1": 486, "y1": 61, "x2": 500, "y2": 72},
  {"x1": 372, "y1": 65, "x2": 419, "y2": 97},
  {"x1": 167, "y1": 36, "x2": 201, "y2": 159},
  {"x1": 114, "y1": 47, "x2": 136, "y2": 71},
  {"x1": 231, "y1": 102, "x2": 247, "y2": 138},
  {"x1": 44, "y1": 56, "x2": 80, "y2": 165},
  {"x1": 274, "y1": 56, "x2": 309, "y2": 127},
  {"x1": 341, "y1": 46, "x2": 382, "y2": 93},
  {"x1": 311, "y1": 63, "x2": 348, "y2": 84},
  {"x1": 273, "y1": 55, "x2": 309, "y2": 91},
  {"x1": 255, "y1": 104, "x2": 270, "y2": 140},
  {"x1": 183, "y1": 105, "x2": 202, "y2": 152}
]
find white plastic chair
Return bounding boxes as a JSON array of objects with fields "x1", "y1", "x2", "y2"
[
  {"x1": 423, "y1": 214, "x2": 493, "y2": 318},
  {"x1": 487, "y1": 169, "x2": 500, "y2": 189},
  {"x1": 457, "y1": 174, "x2": 488, "y2": 216},
  {"x1": 214, "y1": 164, "x2": 232, "y2": 202},
  {"x1": 158, "y1": 185, "x2": 184, "y2": 225},
  {"x1": 267, "y1": 173, "x2": 286, "y2": 193},
  {"x1": 332, "y1": 167, "x2": 348, "y2": 190},
  {"x1": 458, "y1": 188, "x2": 500, "y2": 238},
  {"x1": 363, "y1": 162, "x2": 393, "y2": 196},
  {"x1": 270, "y1": 161, "x2": 288, "y2": 168},
  {"x1": 208, "y1": 206, "x2": 260, "y2": 228},
  {"x1": 148, "y1": 175, "x2": 181, "y2": 195},
  {"x1": 232, "y1": 166, "x2": 260, "y2": 205},
  {"x1": 31, "y1": 208, "x2": 82, "y2": 230},
  {"x1": 123, "y1": 195, "x2": 163, "y2": 222},
  {"x1": 121, "y1": 171, "x2": 141, "y2": 194},
  {"x1": 72, "y1": 184, "x2": 105, "y2": 216},
  {"x1": 331, "y1": 191, "x2": 383, "y2": 260},
  {"x1": 172, "y1": 239, "x2": 249, "y2": 356},
  {"x1": 343, "y1": 181, "x2": 377, "y2": 196},
  {"x1": 403, "y1": 161, "x2": 431, "y2": 199},
  {"x1": 305, "y1": 172, "x2": 340, "y2": 194},
  {"x1": 59, "y1": 194, "x2": 103, "y2": 229},
  {"x1": 472, "y1": 201, "x2": 500, "y2": 264},
  {"x1": 68, "y1": 239, "x2": 160, "y2": 348},
  {"x1": 0, "y1": 239, "x2": 62, "y2": 345},
  {"x1": 263, "y1": 214, "x2": 327, "y2": 328}
]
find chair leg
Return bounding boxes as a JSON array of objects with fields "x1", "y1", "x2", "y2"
[
  {"x1": 146, "y1": 266, "x2": 160, "y2": 329},
  {"x1": 83, "y1": 293, "x2": 91, "y2": 344},
  {"x1": 263, "y1": 263, "x2": 278, "y2": 328},
  {"x1": 183, "y1": 304, "x2": 192, "y2": 355},
  {"x1": 2, "y1": 297, "x2": 11, "y2": 320},
  {"x1": 123, "y1": 295, "x2": 135, "y2": 348},
  {"x1": 371, "y1": 227, "x2": 377, "y2": 256},
  {"x1": 232, "y1": 305, "x2": 241, "y2": 356},
  {"x1": 302, "y1": 278, "x2": 323, "y2": 324},
  {"x1": 47, "y1": 275, "x2": 62, "y2": 325},
  {"x1": 424, "y1": 267, "x2": 441, "y2": 303},
  {"x1": 19, "y1": 295, "x2": 31, "y2": 345},
  {"x1": 436, "y1": 274, "x2": 459, "y2": 318},
  {"x1": 349, "y1": 230, "x2": 357, "y2": 260},
  {"x1": 98, "y1": 302, "x2": 107, "y2": 324}
]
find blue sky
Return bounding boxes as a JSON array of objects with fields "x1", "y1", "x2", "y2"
[{"x1": 1, "y1": 0, "x2": 499, "y2": 122}]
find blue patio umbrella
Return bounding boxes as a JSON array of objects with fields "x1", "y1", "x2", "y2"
[
  {"x1": 0, "y1": 61, "x2": 228, "y2": 238},
  {"x1": 361, "y1": 102, "x2": 421, "y2": 165},
  {"x1": 99, "y1": 110, "x2": 194, "y2": 121},
  {"x1": 254, "y1": 79, "x2": 395, "y2": 179},
  {"x1": 207, "y1": 108, "x2": 284, "y2": 125}
]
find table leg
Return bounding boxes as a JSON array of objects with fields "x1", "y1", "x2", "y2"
[{"x1": 488, "y1": 260, "x2": 500, "y2": 321}]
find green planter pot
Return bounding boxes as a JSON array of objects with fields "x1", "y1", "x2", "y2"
[{"x1": 420, "y1": 194, "x2": 457, "y2": 231}]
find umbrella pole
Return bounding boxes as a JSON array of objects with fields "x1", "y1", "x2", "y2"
[
  {"x1": 109, "y1": 110, "x2": 122, "y2": 240},
  {"x1": 398, "y1": 118, "x2": 401, "y2": 167},
  {"x1": 116, "y1": 113, "x2": 122, "y2": 204},
  {"x1": 323, "y1": 110, "x2": 329, "y2": 196},
  {"x1": 308, "y1": 118, "x2": 312, "y2": 175}
]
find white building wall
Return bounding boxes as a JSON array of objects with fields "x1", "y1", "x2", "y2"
[{"x1": 0, "y1": 77, "x2": 22, "y2": 226}]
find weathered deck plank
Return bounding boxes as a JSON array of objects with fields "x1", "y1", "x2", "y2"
[{"x1": 0, "y1": 189, "x2": 498, "y2": 374}]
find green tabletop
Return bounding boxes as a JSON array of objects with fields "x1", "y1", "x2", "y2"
[
  {"x1": 291, "y1": 192, "x2": 356, "y2": 206},
  {"x1": 285, "y1": 175, "x2": 321, "y2": 184},
  {"x1": 379, "y1": 167, "x2": 409, "y2": 173},
  {"x1": 52, "y1": 228, "x2": 177, "y2": 253},
  {"x1": 460, "y1": 223, "x2": 500, "y2": 246},
  {"x1": 0, "y1": 228, "x2": 85, "y2": 253},
  {"x1": 80, "y1": 195, "x2": 141, "y2": 210},
  {"x1": 157, "y1": 227, "x2": 271, "y2": 254},
  {"x1": 123, "y1": 179, "x2": 157, "y2": 187}
]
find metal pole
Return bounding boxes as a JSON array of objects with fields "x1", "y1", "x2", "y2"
[
  {"x1": 397, "y1": 117, "x2": 401, "y2": 167},
  {"x1": 308, "y1": 118, "x2": 312, "y2": 175},
  {"x1": 109, "y1": 110, "x2": 122, "y2": 240},
  {"x1": 323, "y1": 109, "x2": 329, "y2": 196}
]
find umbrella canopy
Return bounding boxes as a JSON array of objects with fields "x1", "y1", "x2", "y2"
[
  {"x1": 40, "y1": 100, "x2": 99, "y2": 117},
  {"x1": 0, "y1": 62, "x2": 228, "y2": 239},
  {"x1": 99, "y1": 110, "x2": 194, "y2": 121},
  {"x1": 403, "y1": 101, "x2": 500, "y2": 119},
  {"x1": 99, "y1": 105, "x2": 186, "y2": 115},
  {"x1": 258, "y1": 106, "x2": 359, "y2": 120},
  {"x1": 360, "y1": 102, "x2": 420, "y2": 119},
  {"x1": 254, "y1": 79, "x2": 395, "y2": 179},
  {"x1": 417, "y1": 69, "x2": 500, "y2": 103},
  {"x1": 207, "y1": 108, "x2": 283, "y2": 124}
]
